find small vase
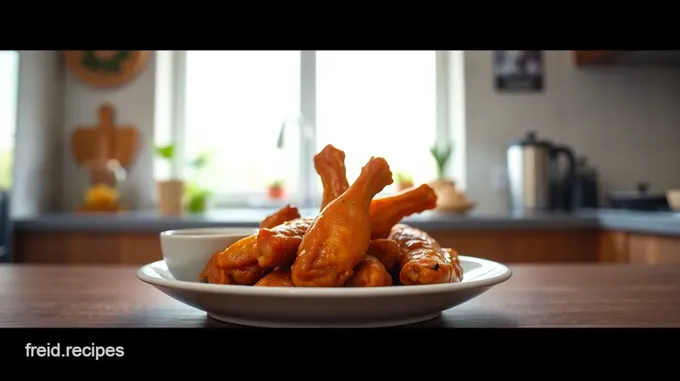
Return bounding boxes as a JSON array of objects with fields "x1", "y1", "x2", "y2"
[{"x1": 158, "y1": 179, "x2": 184, "y2": 216}]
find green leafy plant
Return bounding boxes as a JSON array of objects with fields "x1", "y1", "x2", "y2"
[
  {"x1": 185, "y1": 152, "x2": 212, "y2": 214},
  {"x1": 430, "y1": 142, "x2": 453, "y2": 179},
  {"x1": 186, "y1": 183, "x2": 210, "y2": 214},
  {"x1": 395, "y1": 171, "x2": 413, "y2": 184},
  {"x1": 155, "y1": 144, "x2": 175, "y2": 160},
  {"x1": 270, "y1": 179, "x2": 285, "y2": 189},
  {"x1": 155, "y1": 144, "x2": 179, "y2": 180}
]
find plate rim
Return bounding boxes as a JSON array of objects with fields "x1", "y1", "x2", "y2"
[{"x1": 137, "y1": 255, "x2": 512, "y2": 298}]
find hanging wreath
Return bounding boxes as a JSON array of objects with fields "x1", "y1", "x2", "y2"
[
  {"x1": 66, "y1": 50, "x2": 150, "y2": 89},
  {"x1": 81, "y1": 50, "x2": 131, "y2": 73}
]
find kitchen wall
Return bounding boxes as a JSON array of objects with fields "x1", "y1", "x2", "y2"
[
  {"x1": 464, "y1": 50, "x2": 680, "y2": 213},
  {"x1": 60, "y1": 53, "x2": 158, "y2": 211},
  {"x1": 11, "y1": 51, "x2": 64, "y2": 217},
  {"x1": 13, "y1": 50, "x2": 680, "y2": 214}
]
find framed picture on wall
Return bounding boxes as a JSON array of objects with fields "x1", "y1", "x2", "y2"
[{"x1": 493, "y1": 50, "x2": 544, "y2": 92}]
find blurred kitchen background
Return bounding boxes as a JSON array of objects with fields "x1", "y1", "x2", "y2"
[{"x1": 2, "y1": 50, "x2": 680, "y2": 266}]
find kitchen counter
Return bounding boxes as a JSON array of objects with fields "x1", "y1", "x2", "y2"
[
  {"x1": 2, "y1": 263, "x2": 678, "y2": 327},
  {"x1": 10, "y1": 208, "x2": 680, "y2": 237}
]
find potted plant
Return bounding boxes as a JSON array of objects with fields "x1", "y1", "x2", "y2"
[
  {"x1": 268, "y1": 179, "x2": 285, "y2": 200},
  {"x1": 430, "y1": 142, "x2": 453, "y2": 185},
  {"x1": 155, "y1": 144, "x2": 184, "y2": 216},
  {"x1": 428, "y1": 142, "x2": 474, "y2": 213},
  {"x1": 185, "y1": 153, "x2": 211, "y2": 214},
  {"x1": 395, "y1": 171, "x2": 414, "y2": 192}
]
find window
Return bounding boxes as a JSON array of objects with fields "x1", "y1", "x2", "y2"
[
  {"x1": 168, "y1": 50, "x2": 446, "y2": 208},
  {"x1": 316, "y1": 51, "x2": 437, "y2": 188},
  {"x1": 0, "y1": 51, "x2": 19, "y2": 189}
]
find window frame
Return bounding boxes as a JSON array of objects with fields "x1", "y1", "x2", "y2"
[{"x1": 169, "y1": 50, "x2": 451, "y2": 209}]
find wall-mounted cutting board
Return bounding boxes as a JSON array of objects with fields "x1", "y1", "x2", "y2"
[{"x1": 71, "y1": 104, "x2": 139, "y2": 168}]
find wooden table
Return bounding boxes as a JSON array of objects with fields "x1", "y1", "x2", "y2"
[{"x1": 1, "y1": 263, "x2": 679, "y2": 328}]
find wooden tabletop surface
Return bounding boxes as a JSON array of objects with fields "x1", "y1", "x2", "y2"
[{"x1": 2, "y1": 263, "x2": 679, "y2": 328}]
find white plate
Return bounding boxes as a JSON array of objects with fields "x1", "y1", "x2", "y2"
[{"x1": 137, "y1": 256, "x2": 512, "y2": 328}]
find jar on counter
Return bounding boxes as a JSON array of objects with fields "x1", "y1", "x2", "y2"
[{"x1": 81, "y1": 158, "x2": 127, "y2": 212}]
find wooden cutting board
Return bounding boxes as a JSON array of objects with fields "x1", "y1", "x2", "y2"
[{"x1": 71, "y1": 104, "x2": 139, "y2": 168}]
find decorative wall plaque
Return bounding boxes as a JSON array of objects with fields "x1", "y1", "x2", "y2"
[{"x1": 65, "y1": 50, "x2": 150, "y2": 89}]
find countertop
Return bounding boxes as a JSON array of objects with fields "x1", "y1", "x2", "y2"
[
  {"x1": 11, "y1": 208, "x2": 680, "y2": 236},
  {"x1": 1, "y1": 263, "x2": 678, "y2": 327}
]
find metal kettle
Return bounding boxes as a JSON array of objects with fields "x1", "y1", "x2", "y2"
[{"x1": 506, "y1": 131, "x2": 577, "y2": 212}]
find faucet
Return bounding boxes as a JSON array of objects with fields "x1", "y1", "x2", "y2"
[{"x1": 276, "y1": 115, "x2": 317, "y2": 208}]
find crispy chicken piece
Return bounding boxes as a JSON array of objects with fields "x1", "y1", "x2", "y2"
[
  {"x1": 254, "y1": 268, "x2": 294, "y2": 287},
  {"x1": 443, "y1": 247, "x2": 463, "y2": 280},
  {"x1": 344, "y1": 255, "x2": 392, "y2": 287},
  {"x1": 369, "y1": 184, "x2": 438, "y2": 240},
  {"x1": 388, "y1": 224, "x2": 462, "y2": 285},
  {"x1": 315, "y1": 144, "x2": 350, "y2": 211},
  {"x1": 200, "y1": 203, "x2": 302, "y2": 285},
  {"x1": 292, "y1": 157, "x2": 394, "y2": 287},
  {"x1": 255, "y1": 218, "x2": 314, "y2": 268},
  {"x1": 209, "y1": 235, "x2": 267, "y2": 285},
  {"x1": 366, "y1": 238, "x2": 400, "y2": 270},
  {"x1": 260, "y1": 204, "x2": 301, "y2": 229},
  {"x1": 255, "y1": 145, "x2": 349, "y2": 268}
]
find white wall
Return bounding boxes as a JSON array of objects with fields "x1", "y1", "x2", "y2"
[
  {"x1": 60, "y1": 53, "x2": 157, "y2": 211},
  {"x1": 463, "y1": 50, "x2": 680, "y2": 213},
  {"x1": 12, "y1": 51, "x2": 64, "y2": 217}
]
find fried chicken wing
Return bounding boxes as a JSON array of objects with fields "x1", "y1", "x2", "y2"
[
  {"x1": 388, "y1": 223, "x2": 462, "y2": 285},
  {"x1": 255, "y1": 146, "x2": 350, "y2": 268},
  {"x1": 443, "y1": 247, "x2": 463, "y2": 280},
  {"x1": 200, "y1": 203, "x2": 305, "y2": 285},
  {"x1": 260, "y1": 204, "x2": 301, "y2": 229},
  {"x1": 254, "y1": 268, "x2": 294, "y2": 287},
  {"x1": 344, "y1": 255, "x2": 392, "y2": 287},
  {"x1": 369, "y1": 184, "x2": 438, "y2": 240},
  {"x1": 255, "y1": 218, "x2": 313, "y2": 268},
  {"x1": 208, "y1": 235, "x2": 267, "y2": 285},
  {"x1": 366, "y1": 238, "x2": 400, "y2": 270},
  {"x1": 292, "y1": 157, "x2": 394, "y2": 287},
  {"x1": 315, "y1": 144, "x2": 350, "y2": 211}
]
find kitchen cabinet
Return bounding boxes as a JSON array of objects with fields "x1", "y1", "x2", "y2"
[
  {"x1": 12, "y1": 228, "x2": 680, "y2": 266},
  {"x1": 598, "y1": 230, "x2": 680, "y2": 264},
  {"x1": 12, "y1": 229, "x2": 601, "y2": 265}
]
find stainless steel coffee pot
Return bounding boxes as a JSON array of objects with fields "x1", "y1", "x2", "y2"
[{"x1": 506, "y1": 131, "x2": 576, "y2": 212}]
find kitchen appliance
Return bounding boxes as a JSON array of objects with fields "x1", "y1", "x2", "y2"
[
  {"x1": 506, "y1": 131, "x2": 577, "y2": 212},
  {"x1": 573, "y1": 156, "x2": 599, "y2": 208},
  {"x1": 607, "y1": 182, "x2": 670, "y2": 211}
]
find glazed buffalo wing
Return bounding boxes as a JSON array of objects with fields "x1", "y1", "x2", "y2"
[
  {"x1": 254, "y1": 269, "x2": 294, "y2": 287},
  {"x1": 254, "y1": 145, "x2": 350, "y2": 269},
  {"x1": 369, "y1": 184, "x2": 438, "y2": 240},
  {"x1": 344, "y1": 255, "x2": 392, "y2": 287},
  {"x1": 366, "y1": 238, "x2": 400, "y2": 270},
  {"x1": 255, "y1": 218, "x2": 313, "y2": 268},
  {"x1": 200, "y1": 203, "x2": 302, "y2": 285},
  {"x1": 388, "y1": 223, "x2": 462, "y2": 285},
  {"x1": 199, "y1": 144, "x2": 465, "y2": 288},
  {"x1": 259, "y1": 204, "x2": 301, "y2": 229},
  {"x1": 291, "y1": 157, "x2": 394, "y2": 287},
  {"x1": 315, "y1": 144, "x2": 350, "y2": 211}
]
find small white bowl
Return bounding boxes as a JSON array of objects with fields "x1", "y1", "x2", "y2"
[{"x1": 159, "y1": 227, "x2": 256, "y2": 282}]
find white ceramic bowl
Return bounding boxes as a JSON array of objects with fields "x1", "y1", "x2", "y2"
[
  {"x1": 667, "y1": 190, "x2": 680, "y2": 212},
  {"x1": 159, "y1": 227, "x2": 257, "y2": 282}
]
